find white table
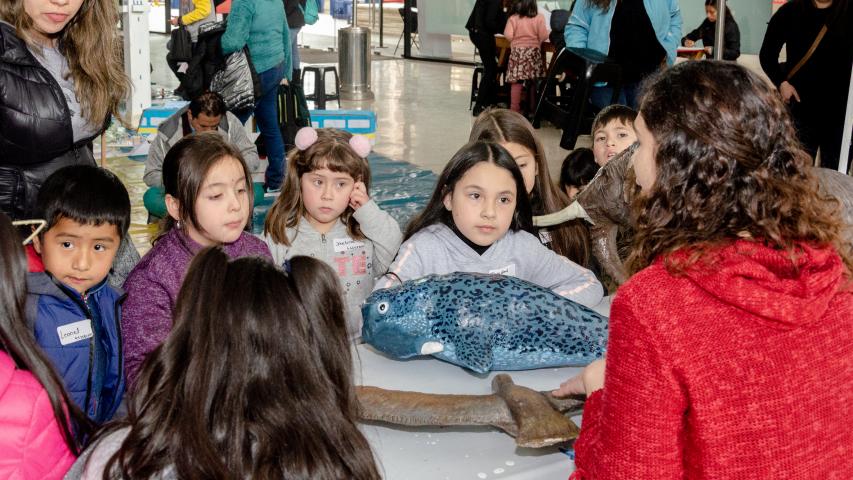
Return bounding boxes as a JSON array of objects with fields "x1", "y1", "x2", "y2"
[{"x1": 354, "y1": 297, "x2": 612, "y2": 479}]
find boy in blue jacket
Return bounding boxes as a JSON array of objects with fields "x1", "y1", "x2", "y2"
[{"x1": 27, "y1": 165, "x2": 130, "y2": 425}]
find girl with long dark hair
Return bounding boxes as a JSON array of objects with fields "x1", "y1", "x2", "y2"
[
  {"x1": 469, "y1": 109, "x2": 597, "y2": 273},
  {"x1": 376, "y1": 141, "x2": 603, "y2": 309},
  {"x1": 70, "y1": 248, "x2": 380, "y2": 479}
]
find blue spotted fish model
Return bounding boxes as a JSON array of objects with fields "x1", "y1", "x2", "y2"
[{"x1": 361, "y1": 272, "x2": 608, "y2": 374}]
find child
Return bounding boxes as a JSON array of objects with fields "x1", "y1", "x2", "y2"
[
  {"x1": 0, "y1": 213, "x2": 81, "y2": 479},
  {"x1": 559, "y1": 147, "x2": 598, "y2": 200},
  {"x1": 261, "y1": 127, "x2": 402, "y2": 338},
  {"x1": 469, "y1": 108, "x2": 593, "y2": 270},
  {"x1": 591, "y1": 104, "x2": 637, "y2": 167},
  {"x1": 122, "y1": 132, "x2": 272, "y2": 386},
  {"x1": 503, "y1": 0, "x2": 549, "y2": 114},
  {"x1": 68, "y1": 248, "x2": 381, "y2": 479},
  {"x1": 28, "y1": 165, "x2": 129, "y2": 425},
  {"x1": 377, "y1": 141, "x2": 603, "y2": 309},
  {"x1": 682, "y1": 0, "x2": 740, "y2": 60},
  {"x1": 554, "y1": 61, "x2": 853, "y2": 478}
]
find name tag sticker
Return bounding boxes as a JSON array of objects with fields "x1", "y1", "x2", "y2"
[
  {"x1": 489, "y1": 264, "x2": 517, "y2": 277},
  {"x1": 333, "y1": 238, "x2": 366, "y2": 253},
  {"x1": 57, "y1": 320, "x2": 93, "y2": 346}
]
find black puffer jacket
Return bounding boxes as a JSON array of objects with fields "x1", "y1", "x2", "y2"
[{"x1": 0, "y1": 21, "x2": 104, "y2": 219}]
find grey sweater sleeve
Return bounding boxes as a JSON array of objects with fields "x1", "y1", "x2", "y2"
[
  {"x1": 352, "y1": 199, "x2": 402, "y2": 278},
  {"x1": 143, "y1": 132, "x2": 171, "y2": 188},
  {"x1": 524, "y1": 237, "x2": 604, "y2": 309},
  {"x1": 226, "y1": 112, "x2": 260, "y2": 174},
  {"x1": 374, "y1": 236, "x2": 426, "y2": 290}
]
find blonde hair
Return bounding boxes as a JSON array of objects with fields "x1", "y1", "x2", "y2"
[
  {"x1": 1, "y1": 0, "x2": 130, "y2": 126},
  {"x1": 263, "y1": 129, "x2": 371, "y2": 246}
]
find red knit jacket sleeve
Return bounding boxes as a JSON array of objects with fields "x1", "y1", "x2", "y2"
[{"x1": 570, "y1": 292, "x2": 687, "y2": 479}]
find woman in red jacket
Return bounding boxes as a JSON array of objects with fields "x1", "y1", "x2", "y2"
[
  {"x1": 0, "y1": 213, "x2": 88, "y2": 479},
  {"x1": 554, "y1": 60, "x2": 853, "y2": 479}
]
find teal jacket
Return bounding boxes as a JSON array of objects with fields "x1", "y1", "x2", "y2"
[
  {"x1": 564, "y1": 0, "x2": 682, "y2": 66},
  {"x1": 221, "y1": 0, "x2": 292, "y2": 78}
]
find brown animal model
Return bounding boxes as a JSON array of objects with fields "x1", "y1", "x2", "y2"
[
  {"x1": 357, "y1": 374, "x2": 584, "y2": 448},
  {"x1": 534, "y1": 146, "x2": 853, "y2": 285}
]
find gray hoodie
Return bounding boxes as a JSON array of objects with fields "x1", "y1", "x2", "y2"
[
  {"x1": 260, "y1": 199, "x2": 402, "y2": 338},
  {"x1": 143, "y1": 106, "x2": 260, "y2": 188},
  {"x1": 375, "y1": 223, "x2": 604, "y2": 309}
]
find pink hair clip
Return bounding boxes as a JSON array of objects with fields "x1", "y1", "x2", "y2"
[
  {"x1": 295, "y1": 127, "x2": 319, "y2": 151},
  {"x1": 294, "y1": 126, "x2": 372, "y2": 158}
]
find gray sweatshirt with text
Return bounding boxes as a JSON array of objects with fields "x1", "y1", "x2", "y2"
[
  {"x1": 375, "y1": 223, "x2": 604, "y2": 309},
  {"x1": 259, "y1": 200, "x2": 402, "y2": 338}
]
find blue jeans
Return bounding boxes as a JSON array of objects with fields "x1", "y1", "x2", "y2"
[
  {"x1": 239, "y1": 62, "x2": 285, "y2": 189},
  {"x1": 590, "y1": 82, "x2": 641, "y2": 111}
]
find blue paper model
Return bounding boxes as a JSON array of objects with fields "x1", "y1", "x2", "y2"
[{"x1": 361, "y1": 272, "x2": 608, "y2": 373}]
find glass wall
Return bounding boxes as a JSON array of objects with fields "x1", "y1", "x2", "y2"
[{"x1": 406, "y1": 0, "x2": 574, "y2": 63}]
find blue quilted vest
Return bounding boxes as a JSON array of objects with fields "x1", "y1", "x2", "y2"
[{"x1": 26, "y1": 272, "x2": 126, "y2": 424}]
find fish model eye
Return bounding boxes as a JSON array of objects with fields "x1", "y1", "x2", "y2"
[{"x1": 377, "y1": 301, "x2": 389, "y2": 314}]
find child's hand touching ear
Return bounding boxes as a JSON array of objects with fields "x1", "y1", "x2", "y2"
[{"x1": 349, "y1": 181, "x2": 369, "y2": 210}]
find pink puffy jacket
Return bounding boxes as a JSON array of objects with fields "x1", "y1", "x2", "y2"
[{"x1": 0, "y1": 352, "x2": 75, "y2": 479}]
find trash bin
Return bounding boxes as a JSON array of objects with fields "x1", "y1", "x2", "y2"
[{"x1": 338, "y1": 25, "x2": 374, "y2": 101}]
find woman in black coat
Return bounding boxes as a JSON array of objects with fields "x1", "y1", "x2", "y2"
[
  {"x1": 682, "y1": 0, "x2": 740, "y2": 60},
  {"x1": 0, "y1": 0, "x2": 129, "y2": 220},
  {"x1": 760, "y1": 0, "x2": 852, "y2": 171}
]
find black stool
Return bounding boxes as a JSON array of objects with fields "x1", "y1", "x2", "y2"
[
  {"x1": 533, "y1": 47, "x2": 622, "y2": 149},
  {"x1": 301, "y1": 65, "x2": 340, "y2": 110}
]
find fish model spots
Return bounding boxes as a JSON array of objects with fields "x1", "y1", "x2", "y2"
[{"x1": 361, "y1": 273, "x2": 608, "y2": 373}]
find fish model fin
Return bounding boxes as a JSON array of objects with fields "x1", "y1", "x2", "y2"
[{"x1": 452, "y1": 331, "x2": 494, "y2": 374}]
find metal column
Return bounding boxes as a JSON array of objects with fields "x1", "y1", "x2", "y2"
[{"x1": 713, "y1": 0, "x2": 726, "y2": 60}]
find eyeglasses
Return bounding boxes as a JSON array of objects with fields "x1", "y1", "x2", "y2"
[{"x1": 11, "y1": 219, "x2": 47, "y2": 246}]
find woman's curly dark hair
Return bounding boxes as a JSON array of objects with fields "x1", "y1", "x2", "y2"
[{"x1": 627, "y1": 61, "x2": 852, "y2": 275}]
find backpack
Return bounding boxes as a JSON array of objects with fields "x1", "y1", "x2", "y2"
[{"x1": 299, "y1": 0, "x2": 319, "y2": 25}]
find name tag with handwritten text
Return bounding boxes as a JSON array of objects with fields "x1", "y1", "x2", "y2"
[
  {"x1": 334, "y1": 238, "x2": 366, "y2": 253},
  {"x1": 489, "y1": 264, "x2": 517, "y2": 277},
  {"x1": 57, "y1": 320, "x2": 93, "y2": 346}
]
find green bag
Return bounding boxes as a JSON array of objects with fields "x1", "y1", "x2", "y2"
[{"x1": 299, "y1": 0, "x2": 319, "y2": 25}]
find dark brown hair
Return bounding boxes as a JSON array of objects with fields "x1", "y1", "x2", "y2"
[
  {"x1": 628, "y1": 60, "x2": 853, "y2": 275},
  {"x1": 591, "y1": 104, "x2": 637, "y2": 135},
  {"x1": 101, "y1": 248, "x2": 380, "y2": 479},
  {"x1": 264, "y1": 128, "x2": 371, "y2": 246},
  {"x1": 188, "y1": 91, "x2": 227, "y2": 118},
  {"x1": 0, "y1": 213, "x2": 91, "y2": 454},
  {"x1": 510, "y1": 0, "x2": 539, "y2": 17},
  {"x1": 559, "y1": 148, "x2": 599, "y2": 191},
  {"x1": 0, "y1": 0, "x2": 130, "y2": 125},
  {"x1": 158, "y1": 132, "x2": 253, "y2": 243},
  {"x1": 470, "y1": 109, "x2": 593, "y2": 266},
  {"x1": 404, "y1": 141, "x2": 533, "y2": 241},
  {"x1": 704, "y1": 0, "x2": 734, "y2": 20}
]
